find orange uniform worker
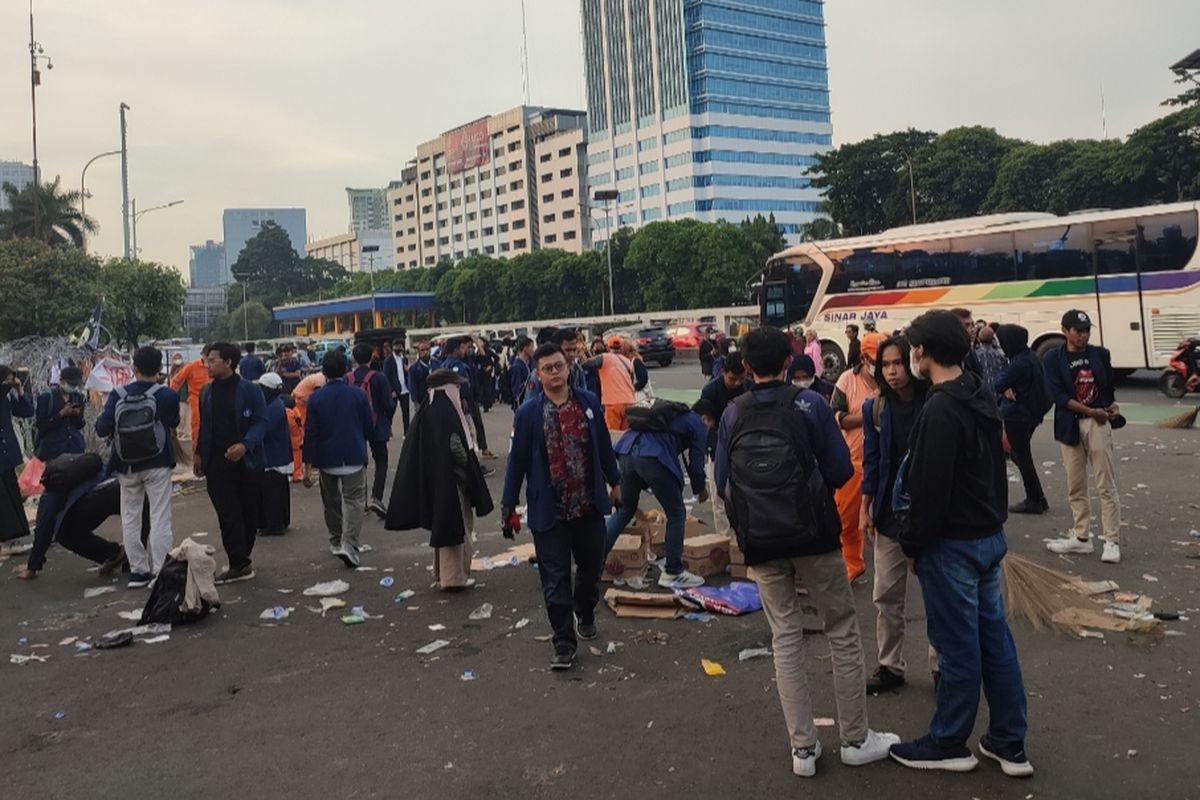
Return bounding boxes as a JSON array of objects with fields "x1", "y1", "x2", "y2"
[
  {"x1": 583, "y1": 338, "x2": 637, "y2": 431},
  {"x1": 169, "y1": 356, "x2": 212, "y2": 449},
  {"x1": 285, "y1": 403, "x2": 305, "y2": 482},
  {"x1": 830, "y1": 332, "x2": 883, "y2": 582},
  {"x1": 291, "y1": 371, "x2": 326, "y2": 429}
]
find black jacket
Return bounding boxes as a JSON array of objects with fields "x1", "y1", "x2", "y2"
[
  {"x1": 900, "y1": 371, "x2": 1006, "y2": 557},
  {"x1": 1043, "y1": 344, "x2": 1115, "y2": 447},
  {"x1": 993, "y1": 350, "x2": 1044, "y2": 425}
]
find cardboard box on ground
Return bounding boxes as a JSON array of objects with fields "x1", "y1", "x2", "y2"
[{"x1": 603, "y1": 508, "x2": 732, "y2": 580}]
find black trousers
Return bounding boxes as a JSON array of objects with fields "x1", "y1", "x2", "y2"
[
  {"x1": 1005, "y1": 420, "x2": 1045, "y2": 505},
  {"x1": 397, "y1": 394, "x2": 411, "y2": 434},
  {"x1": 531, "y1": 513, "x2": 605, "y2": 653},
  {"x1": 206, "y1": 458, "x2": 262, "y2": 571},
  {"x1": 369, "y1": 440, "x2": 390, "y2": 502},
  {"x1": 469, "y1": 402, "x2": 489, "y2": 451},
  {"x1": 28, "y1": 480, "x2": 127, "y2": 571},
  {"x1": 258, "y1": 470, "x2": 291, "y2": 533}
]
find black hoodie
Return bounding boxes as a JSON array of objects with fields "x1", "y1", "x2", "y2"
[{"x1": 900, "y1": 370, "x2": 1007, "y2": 557}]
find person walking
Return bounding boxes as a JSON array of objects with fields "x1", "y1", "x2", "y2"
[
  {"x1": 714, "y1": 327, "x2": 898, "y2": 778},
  {"x1": 699, "y1": 352, "x2": 748, "y2": 538},
  {"x1": 442, "y1": 336, "x2": 495, "y2": 458},
  {"x1": 508, "y1": 336, "x2": 534, "y2": 409},
  {"x1": 383, "y1": 336, "x2": 412, "y2": 434},
  {"x1": 845, "y1": 324, "x2": 862, "y2": 369},
  {"x1": 349, "y1": 343, "x2": 396, "y2": 517},
  {"x1": 95, "y1": 347, "x2": 180, "y2": 588},
  {"x1": 238, "y1": 342, "x2": 266, "y2": 382},
  {"x1": 972, "y1": 326, "x2": 1009, "y2": 392},
  {"x1": 831, "y1": 332, "x2": 883, "y2": 581},
  {"x1": 0, "y1": 365, "x2": 35, "y2": 544},
  {"x1": 387, "y1": 369, "x2": 493, "y2": 590},
  {"x1": 1042, "y1": 309, "x2": 1122, "y2": 563},
  {"x1": 994, "y1": 324, "x2": 1050, "y2": 515},
  {"x1": 604, "y1": 401, "x2": 709, "y2": 588},
  {"x1": 169, "y1": 353, "x2": 211, "y2": 453},
  {"x1": 34, "y1": 365, "x2": 86, "y2": 462},
  {"x1": 195, "y1": 342, "x2": 267, "y2": 584},
  {"x1": 500, "y1": 343, "x2": 621, "y2": 671},
  {"x1": 860, "y1": 336, "x2": 932, "y2": 694},
  {"x1": 256, "y1": 373, "x2": 292, "y2": 536},
  {"x1": 699, "y1": 329, "x2": 718, "y2": 378},
  {"x1": 409, "y1": 340, "x2": 434, "y2": 412},
  {"x1": 803, "y1": 327, "x2": 823, "y2": 369},
  {"x1": 890, "y1": 309, "x2": 1032, "y2": 778},
  {"x1": 303, "y1": 351, "x2": 376, "y2": 568}
]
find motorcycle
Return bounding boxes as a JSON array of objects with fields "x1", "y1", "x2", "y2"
[{"x1": 1159, "y1": 338, "x2": 1200, "y2": 399}]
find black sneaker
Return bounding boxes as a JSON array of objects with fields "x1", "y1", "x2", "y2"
[
  {"x1": 889, "y1": 735, "x2": 978, "y2": 772},
  {"x1": 550, "y1": 648, "x2": 576, "y2": 671},
  {"x1": 865, "y1": 665, "x2": 906, "y2": 693},
  {"x1": 215, "y1": 566, "x2": 256, "y2": 585},
  {"x1": 127, "y1": 572, "x2": 154, "y2": 589},
  {"x1": 99, "y1": 547, "x2": 128, "y2": 577},
  {"x1": 1039, "y1": 496, "x2": 1050, "y2": 512},
  {"x1": 1008, "y1": 499, "x2": 1045, "y2": 515},
  {"x1": 576, "y1": 617, "x2": 598, "y2": 641},
  {"x1": 481, "y1": 465, "x2": 496, "y2": 478},
  {"x1": 367, "y1": 499, "x2": 388, "y2": 518},
  {"x1": 978, "y1": 734, "x2": 1034, "y2": 777},
  {"x1": 259, "y1": 527, "x2": 288, "y2": 537}
]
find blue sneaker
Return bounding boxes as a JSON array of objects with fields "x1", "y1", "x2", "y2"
[
  {"x1": 889, "y1": 735, "x2": 978, "y2": 772},
  {"x1": 978, "y1": 734, "x2": 1034, "y2": 777}
]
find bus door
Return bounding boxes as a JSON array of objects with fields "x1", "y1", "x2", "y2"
[{"x1": 1093, "y1": 218, "x2": 1150, "y2": 368}]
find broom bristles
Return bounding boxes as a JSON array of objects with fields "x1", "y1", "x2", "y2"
[
  {"x1": 1002, "y1": 553, "x2": 1113, "y2": 634},
  {"x1": 1157, "y1": 406, "x2": 1199, "y2": 429}
]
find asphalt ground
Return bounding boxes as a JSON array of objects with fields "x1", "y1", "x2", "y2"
[{"x1": 2, "y1": 365, "x2": 1198, "y2": 799}]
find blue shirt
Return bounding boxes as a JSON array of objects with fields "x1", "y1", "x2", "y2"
[
  {"x1": 238, "y1": 355, "x2": 266, "y2": 382},
  {"x1": 614, "y1": 410, "x2": 708, "y2": 494}
]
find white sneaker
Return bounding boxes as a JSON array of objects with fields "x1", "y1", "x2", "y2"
[
  {"x1": 1045, "y1": 537, "x2": 1093, "y2": 555},
  {"x1": 1101, "y1": 541, "x2": 1121, "y2": 563},
  {"x1": 841, "y1": 730, "x2": 901, "y2": 766},
  {"x1": 658, "y1": 569, "x2": 705, "y2": 589},
  {"x1": 792, "y1": 741, "x2": 822, "y2": 777},
  {"x1": 333, "y1": 546, "x2": 360, "y2": 568}
]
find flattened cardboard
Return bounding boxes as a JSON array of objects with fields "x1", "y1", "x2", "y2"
[{"x1": 604, "y1": 588, "x2": 687, "y2": 619}]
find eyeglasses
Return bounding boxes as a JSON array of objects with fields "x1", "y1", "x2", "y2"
[{"x1": 538, "y1": 361, "x2": 567, "y2": 374}]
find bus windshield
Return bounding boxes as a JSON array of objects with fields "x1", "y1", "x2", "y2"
[{"x1": 761, "y1": 256, "x2": 824, "y2": 328}]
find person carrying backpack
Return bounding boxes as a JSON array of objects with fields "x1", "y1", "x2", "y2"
[
  {"x1": 349, "y1": 343, "x2": 397, "y2": 518},
  {"x1": 994, "y1": 324, "x2": 1050, "y2": 515},
  {"x1": 603, "y1": 399, "x2": 709, "y2": 588},
  {"x1": 714, "y1": 327, "x2": 899, "y2": 779},
  {"x1": 95, "y1": 346, "x2": 181, "y2": 589}
]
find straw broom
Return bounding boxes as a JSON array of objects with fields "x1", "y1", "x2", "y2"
[{"x1": 1157, "y1": 405, "x2": 1199, "y2": 429}]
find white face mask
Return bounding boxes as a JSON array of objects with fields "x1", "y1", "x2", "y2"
[
  {"x1": 910, "y1": 349, "x2": 925, "y2": 380},
  {"x1": 794, "y1": 378, "x2": 814, "y2": 389},
  {"x1": 864, "y1": 362, "x2": 876, "y2": 378}
]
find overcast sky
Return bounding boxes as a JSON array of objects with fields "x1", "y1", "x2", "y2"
[{"x1": 1, "y1": 0, "x2": 1196, "y2": 273}]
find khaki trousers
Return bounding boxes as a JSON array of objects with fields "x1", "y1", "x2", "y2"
[
  {"x1": 872, "y1": 533, "x2": 938, "y2": 677},
  {"x1": 705, "y1": 459, "x2": 730, "y2": 538},
  {"x1": 1061, "y1": 417, "x2": 1121, "y2": 543},
  {"x1": 750, "y1": 550, "x2": 869, "y2": 750}
]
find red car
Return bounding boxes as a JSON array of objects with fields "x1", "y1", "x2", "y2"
[{"x1": 666, "y1": 322, "x2": 725, "y2": 350}]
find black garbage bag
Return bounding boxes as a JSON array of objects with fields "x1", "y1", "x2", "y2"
[{"x1": 139, "y1": 556, "x2": 214, "y2": 626}]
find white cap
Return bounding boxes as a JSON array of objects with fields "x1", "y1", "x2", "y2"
[{"x1": 258, "y1": 372, "x2": 283, "y2": 390}]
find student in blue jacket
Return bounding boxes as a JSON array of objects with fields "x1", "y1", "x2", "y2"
[
  {"x1": 508, "y1": 336, "x2": 534, "y2": 410},
  {"x1": 500, "y1": 343, "x2": 621, "y2": 672},
  {"x1": 35, "y1": 365, "x2": 86, "y2": 462},
  {"x1": 256, "y1": 373, "x2": 293, "y2": 536}
]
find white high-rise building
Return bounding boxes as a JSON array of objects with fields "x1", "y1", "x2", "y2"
[
  {"x1": 580, "y1": 0, "x2": 832, "y2": 243},
  {"x1": 0, "y1": 161, "x2": 35, "y2": 211}
]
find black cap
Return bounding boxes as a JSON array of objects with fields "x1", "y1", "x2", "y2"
[{"x1": 1061, "y1": 309, "x2": 1092, "y2": 330}]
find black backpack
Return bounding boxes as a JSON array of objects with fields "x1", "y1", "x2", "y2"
[
  {"x1": 725, "y1": 386, "x2": 838, "y2": 560},
  {"x1": 139, "y1": 556, "x2": 214, "y2": 626},
  {"x1": 1029, "y1": 357, "x2": 1054, "y2": 422},
  {"x1": 41, "y1": 452, "x2": 103, "y2": 492},
  {"x1": 626, "y1": 399, "x2": 690, "y2": 434}
]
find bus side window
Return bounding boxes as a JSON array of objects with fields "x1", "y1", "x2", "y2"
[
  {"x1": 1137, "y1": 212, "x2": 1199, "y2": 272},
  {"x1": 1094, "y1": 218, "x2": 1138, "y2": 275},
  {"x1": 1015, "y1": 225, "x2": 1093, "y2": 281},
  {"x1": 948, "y1": 234, "x2": 1016, "y2": 285}
]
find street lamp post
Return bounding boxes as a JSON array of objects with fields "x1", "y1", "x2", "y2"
[
  {"x1": 28, "y1": 1, "x2": 53, "y2": 238},
  {"x1": 582, "y1": 189, "x2": 621, "y2": 316},
  {"x1": 362, "y1": 244, "x2": 381, "y2": 326},
  {"x1": 80, "y1": 149, "x2": 121, "y2": 233},
  {"x1": 130, "y1": 199, "x2": 184, "y2": 258}
]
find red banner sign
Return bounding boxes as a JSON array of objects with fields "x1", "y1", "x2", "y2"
[{"x1": 444, "y1": 119, "x2": 491, "y2": 175}]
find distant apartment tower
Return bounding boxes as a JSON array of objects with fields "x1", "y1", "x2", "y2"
[
  {"x1": 183, "y1": 287, "x2": 228, "y2": 339},
  {"x1": 387, "y1": 106, "x2": 589, "y2": 268},
  {"x1": 189, "y1": 240, "x2": 226, "y2": 288},
  {"x1": 222, "y1": 208, "x2": 307, "y2": 283},
  {"x1": 346, "y1": 187, "x2": 391, "y2": 233},
  {"x1": 580, "y1": 0, "x2": 832, "y2": 243},
  {"x1": 0, "y1": 161, "x2": 35, "y2": 211},
  {"x1": 306, "y1": 229, "x2": 395, "y2": 273}
]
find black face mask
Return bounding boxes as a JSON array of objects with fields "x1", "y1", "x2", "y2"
[{"x1": 263, "y1": 387, "x2": 282, "y2": 403}]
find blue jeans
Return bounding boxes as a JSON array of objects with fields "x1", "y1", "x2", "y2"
[
  {"x1": 916, "y1": 532, "x2": 1027, "y2": 747},
  {"x1": 604, "y1": 452, "x2": 687, "y2": 574}
]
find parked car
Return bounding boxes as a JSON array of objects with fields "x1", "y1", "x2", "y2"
[
  {"x1": 604, "y1": 326, "x2": 675, "y2": 367},
  {"x1": 665, "y1": 322, "x2": 725, "y2": 350}
]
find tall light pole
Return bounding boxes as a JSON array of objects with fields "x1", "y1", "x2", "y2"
[
  {"x1": 903, "y1": 154, "x2": 917, "y2": 225},
  {"x1": 131, "y1": 199, "x2": 184, "y2": 258},
  {"x1": 592, "y1": 189, "x2": 619, "y2": 316},
  {"x1": 120, "y1": 103, "x2": 131, "y2": 259},
  {"x1": 28, "y1": 0, "x2": 53, "y2": 238},
  {"x1": 231, "y1": 272, "x2": 250, "y2": 341},
  {"x1": 362, "y1": 244, "x2": 380, "y2": 325},
  {"x1": 80, "y1": 149, "x2": 120, "y2": 224}
]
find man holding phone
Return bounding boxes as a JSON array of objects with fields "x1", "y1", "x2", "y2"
[{"x1": 35, "y1": 366, "x2": 87, "y2": 462}]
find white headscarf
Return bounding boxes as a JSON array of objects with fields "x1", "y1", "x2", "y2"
[{"x1": 430, "y1": 382, "x2": 476, "y2": 451}]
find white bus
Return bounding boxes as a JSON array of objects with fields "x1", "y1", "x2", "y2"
[{"x1": 760, "y1": 203, "x2": 1200, "y2": 378}]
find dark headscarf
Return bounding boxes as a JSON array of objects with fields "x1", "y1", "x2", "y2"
[{"x1": 996, "y1": 324, "x2": 1030, "y2": 358}]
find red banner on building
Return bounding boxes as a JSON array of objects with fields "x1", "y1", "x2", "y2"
[{"x1": 445, "y1": 119, "x2": 491, "y2": 175}]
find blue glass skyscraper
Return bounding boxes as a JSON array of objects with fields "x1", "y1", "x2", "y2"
[{"x1": 581, "y1": 0, "x2": 831, "y2": 243}]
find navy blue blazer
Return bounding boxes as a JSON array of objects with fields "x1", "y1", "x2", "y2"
[
  {"x1": 35, "y1": 388, "x2": 86, "y2": 461},
  {"x1": 862, "y1": 394, "x2": 925, "y2": 524},
  {"x1": 350, "y1": 365, "x2": 396, "y2": 442},
  {"x1": 96, "y1": 380, "x2": 181, "y2": 474},
  {"x1": 1042, "y1": 344, "x2": 1115, "y2": 447},
  {"x1": 196, "y1": 377, "x2": 267, "y2": 470},
  {"x1": 501, "y1": 388, "x2": 621, "y2": 533},
  {"x1": 509, "y1": 357, "x2": 531, "y2": 406},
  {"x1": 261, "y1": 395, "x2": 293, "y2": 470},
  {"x1": 0, "y1": 388, "x2": 34, "y2": 471},
  {"x1": 409, "y1": 359, "x2": 432, "y2": 406},
  {"x1": 302, "y1": 378, "x2": 374, "y2": 470}
]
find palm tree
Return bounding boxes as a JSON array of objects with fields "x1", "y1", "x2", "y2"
[{"x1": 0, "y1": 176, "x2": 98, "y2": 247}]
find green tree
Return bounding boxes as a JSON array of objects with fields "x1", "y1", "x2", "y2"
[
  {"x1": 99, "y1": 258, "x2": 187, "y2": 349},
  {"x1": 807, "y1": 129, "x2": 936, "y2": 236},
  {"x1": 909, "y1": 126, "x2": 1024, "y2": 223},
  {"x1": 229, "y1": 221, "x2": 348, "y2": 309},
  {"x1": 0, "y1": 239, "x2": 101, "y2": 340},
  {"x1": 800, "y1": 217, "x2": 841, "y2": 241},
  {"x1": 694, "y1": 222, "x2": 761, "y2": 307},
  {"x1": 740, "y1": 213, "x2": 788, "y2": 266},
  {"x1": 1117, "y1": 105, "x2": 1200, "y2": 204},
  {"x1": 222, "y1": 301, "x2": 273, "y2": 340},
  {"x1": 985, "y1": 139, "x2": 1130, "y2": 215},
  {"x1": 0, "y1": 177, "x2": 98, "y2": 247}
]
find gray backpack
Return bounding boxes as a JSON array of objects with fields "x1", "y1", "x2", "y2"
[{"x1": 113, "y1": 383, "x2": 167, "y2": 464}]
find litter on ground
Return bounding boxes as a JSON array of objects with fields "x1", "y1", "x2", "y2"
[
  {"x1": 701, "y1": 658, "x2": 726, "y2": 676},
  {"x1": 303, "y1": 580, "x2": 351, "y2": 597},
  {"x1": 417, "y1": 639, "x2": 451, "y2": 655}
]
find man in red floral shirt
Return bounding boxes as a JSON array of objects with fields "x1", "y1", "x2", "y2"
[{"x1": 502, "y1": 343, "x2": 621, "y2": 671}]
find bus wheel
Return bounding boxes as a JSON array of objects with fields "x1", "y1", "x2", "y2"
[
  {"x1": 1034, "y1": 335, "x2": 1065, "y2": 360},
  {"x1": 820, "y1": 341, "x2": 846, "y2": 382}
]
